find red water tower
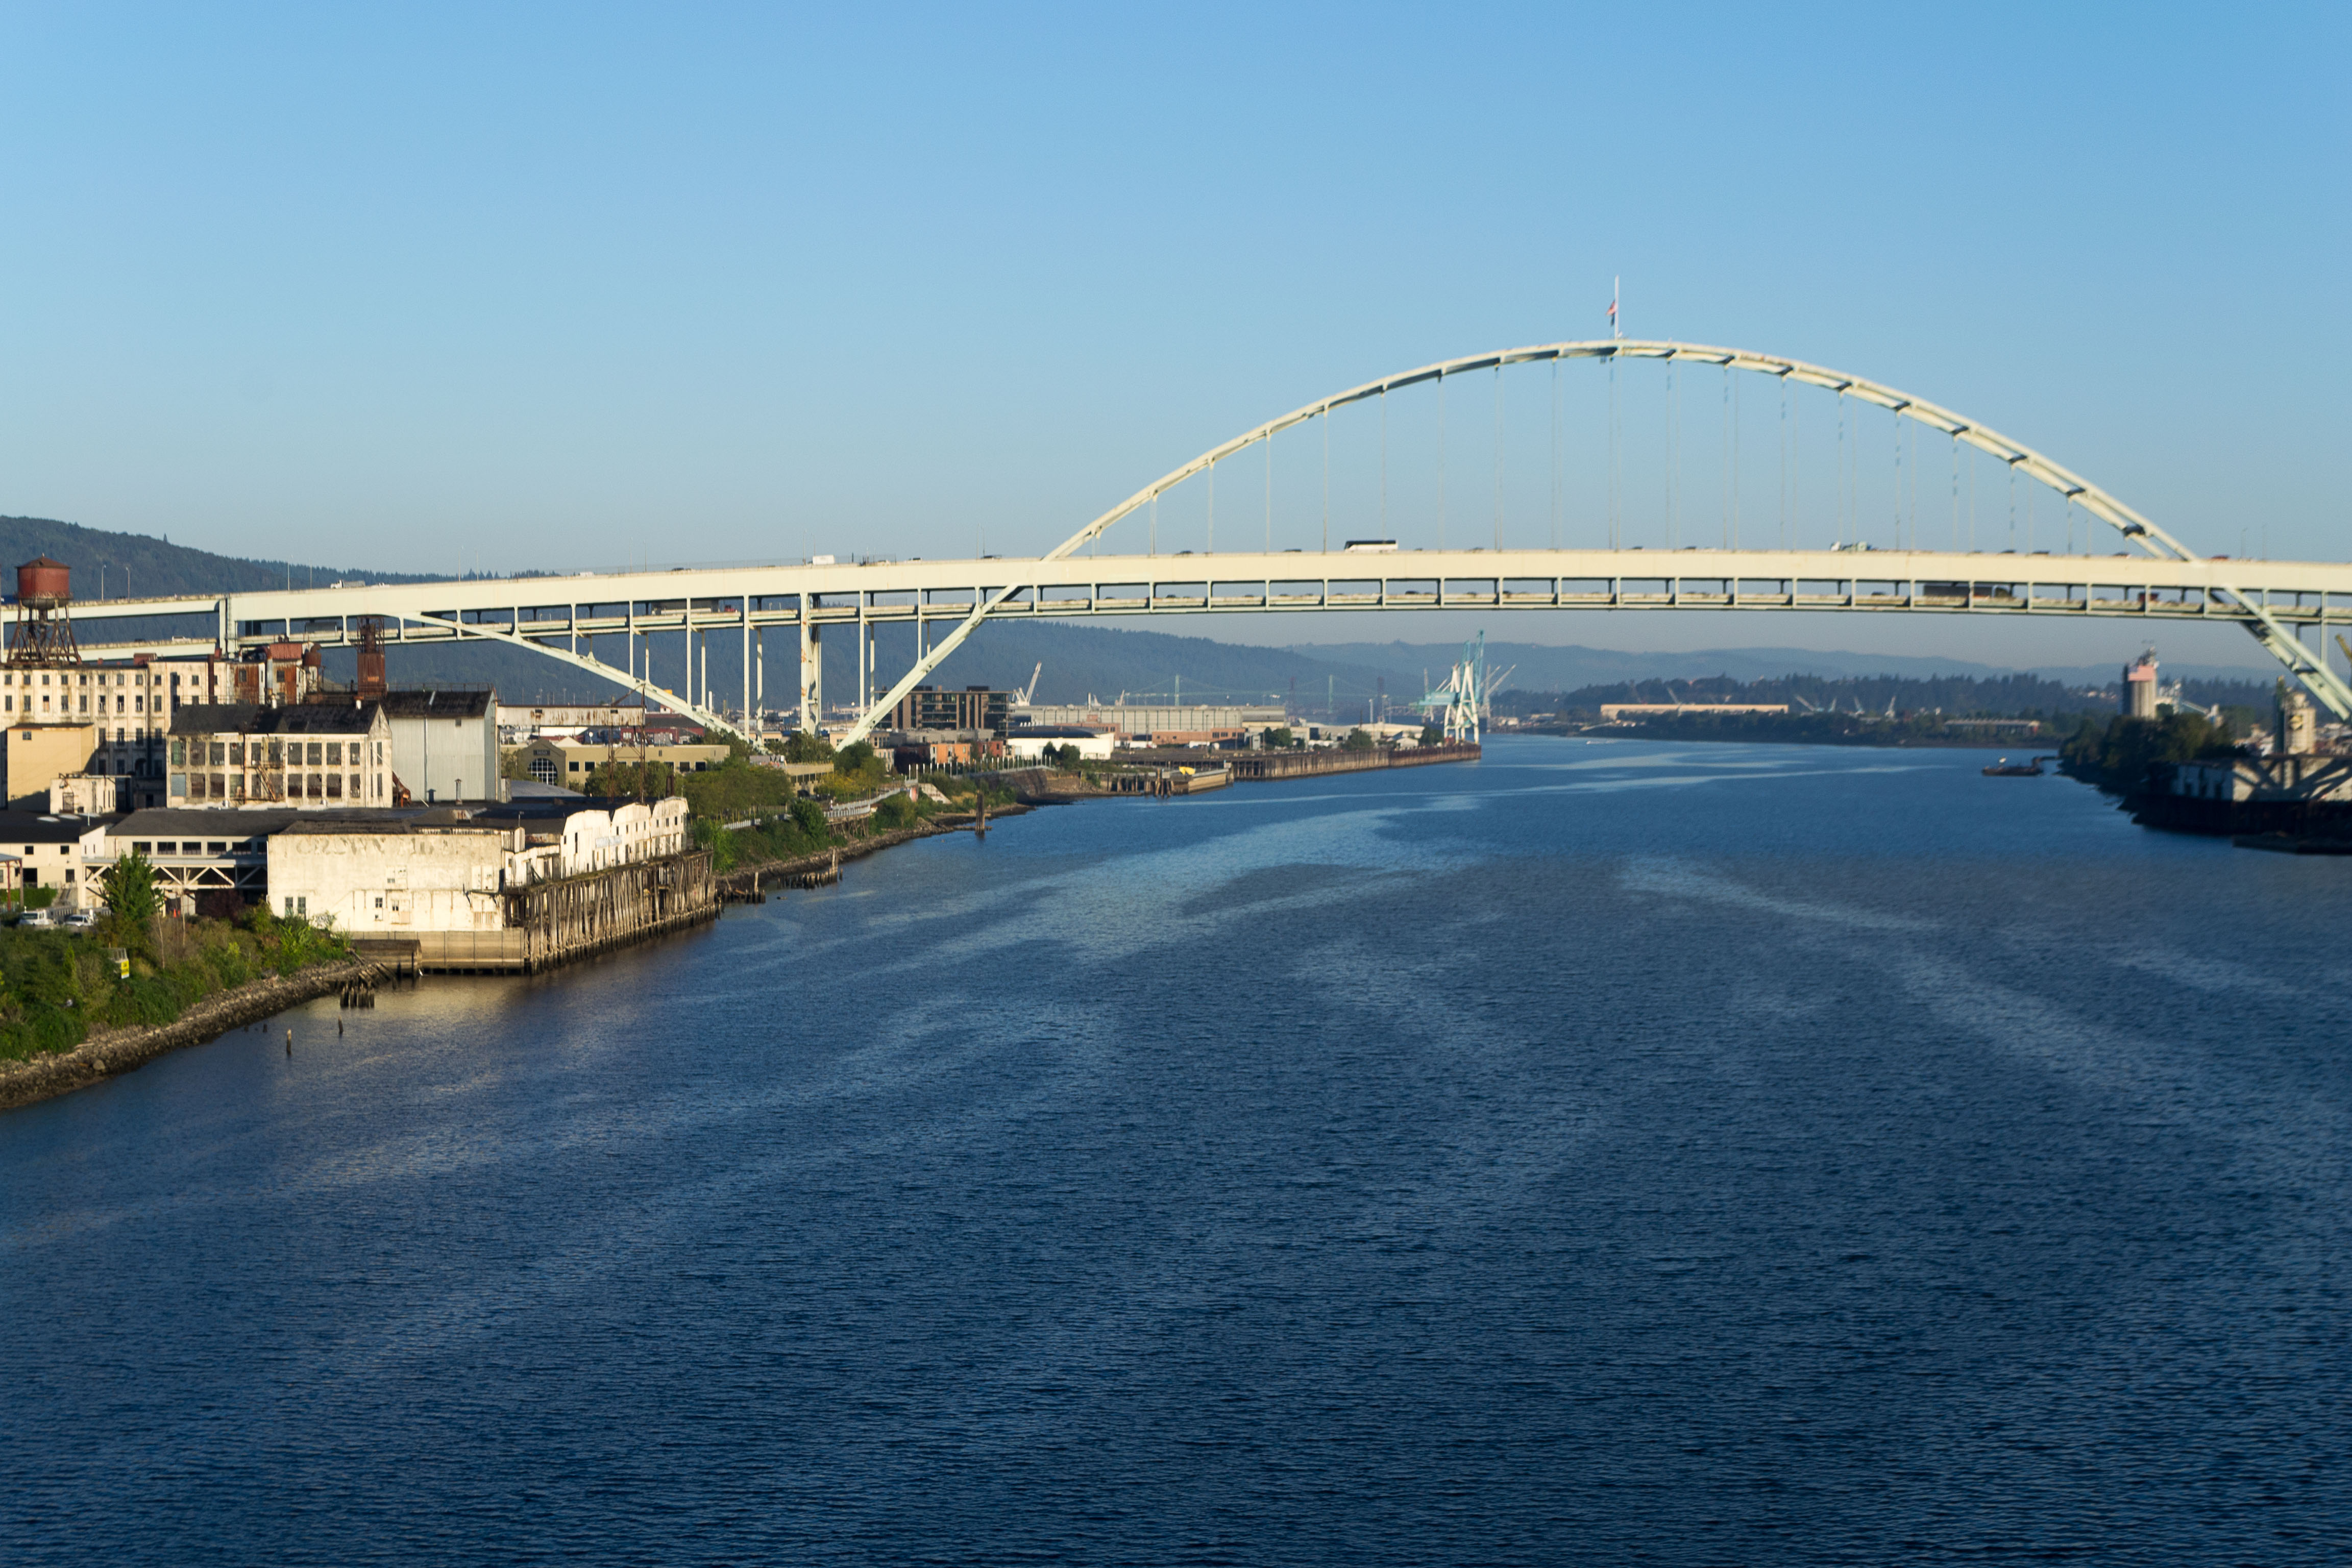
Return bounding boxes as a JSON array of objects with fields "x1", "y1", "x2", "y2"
[{"x1": 8, "y1": 557, "x2": 81, "y2": 667}]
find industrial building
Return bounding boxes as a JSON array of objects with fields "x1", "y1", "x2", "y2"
[
  {"x1": 512, "y1": 734, "x2": 732, "y2": 787},
  {"x1": 166, "y1": 703, "x2": 395, "y2": 808},
  {"x1": 69, "y1": 794, "x2": 698, "y2": 958},
  {"x1": 881, "y1": 729, "x2": 1006, "y2": 770},
  {"x1": 1597, "y1": 702, "x2": 1790, "y2": 721},
  {"x1": 890, "y1": 685, "x2": 1012, "y2": 735},
  {"x1": 379, "y1": 689, "x2": 503, "y2": 804},
  {"x1": 1010, "y1": 701, "x2": 1286, "y2": 745},
  {"x1": 2, "y1": 810, "x2": 99, "y2": 900},
  {"x1": 1005, "y1": 726, "x2": 1116, "y2": 761},
  {"x1": 497, "y1": 698, "x2": 649, "y2": 743}
]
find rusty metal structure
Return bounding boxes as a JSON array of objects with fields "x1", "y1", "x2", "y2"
[
  {"x1": 355, "y1": 616, "x2": 389, "y2": 697},
  {"x1": 8, "y1": 557, "x2": 81, "y2": 667}
]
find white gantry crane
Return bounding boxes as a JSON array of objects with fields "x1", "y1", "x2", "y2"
[{"x1": 1420, "y1": 632, "x2": 1493, "y2": 745}]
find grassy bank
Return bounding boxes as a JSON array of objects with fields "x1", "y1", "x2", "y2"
[
  {"x1": 692, "y1": 769, "x2": 1012, "y2": 876},
  {"x1": 0, "y1": 903, "x2": 348, "y2": 1064}
]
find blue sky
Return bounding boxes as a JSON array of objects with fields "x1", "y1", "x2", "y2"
[{"x1": 1, "y1": 3, "x2": 2342, "y2": 665}]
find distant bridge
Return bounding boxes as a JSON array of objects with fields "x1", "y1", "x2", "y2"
[{"x1": 55, "y1": 340, "x2": 2352, "y2": 739}]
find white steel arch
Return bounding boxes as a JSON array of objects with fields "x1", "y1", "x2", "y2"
[{"x1": 851, "y1": 339, "x2": 2350, "y2": 739}]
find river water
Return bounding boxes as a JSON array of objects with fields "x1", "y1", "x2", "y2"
[{"x1": 4, "y1": 738, "x2": 2348, "y2": 1564}]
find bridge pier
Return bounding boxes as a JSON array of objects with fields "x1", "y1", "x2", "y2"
[{"x1": 798, "y1": 616, "x2": 820, "y2": 733}]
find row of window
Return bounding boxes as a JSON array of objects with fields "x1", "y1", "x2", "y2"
[
  {"x1": 126, "y1": 840, "x2": 263, "y2": 855},
  {"x1": 176, "y1": 772, "x2": 375, "y2": 802},
  {"x1": 0, "y1": 693, "x2": 151, "y2": 713},
  {"x1": 0, "y1": 670, "x2": 153, "y2": 687},
  {"x1": 171, "y1": 739, "x2": 381, "y2": 767}
]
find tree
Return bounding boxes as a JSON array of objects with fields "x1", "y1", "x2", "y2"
[
  {"x1": 1262, "y1": 726, "x2": 1294, "y2": 749},
  {"x1": 1342, "y1": 728, "x2": 1376, "y2": 751},
  {"x1": 834, "y1": 739, "x2": 877, "y2": 775},
  {"x1": 785, "y1": 729, "x2": 835, "y2": 764},
  {"x1": 1419, "y1": 723, "x2": 1444, "y2": 747},
  {"x1": 789, "y1": 796, "x2": 830, "y2": 840},
  {"x1": 99, "y1": 851, "x2": 161, "y2": 944}
]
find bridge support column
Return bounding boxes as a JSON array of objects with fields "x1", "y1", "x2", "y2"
[{"x1": 798, "y1": 616, "x2": 820, "y2": 733}]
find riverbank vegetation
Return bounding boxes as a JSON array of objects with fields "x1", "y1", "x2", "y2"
[
  {"x1": 0, "y1": 854, "x2": 351, "y2": 1063},
  {"x1": 2058, "y1": 710, "x2": 2243, "y2": 795}
]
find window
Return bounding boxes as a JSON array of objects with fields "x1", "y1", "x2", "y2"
[
  {"x1": 228, "y1": 742, "x2": 243, "y2": 766},
  {"x1": 206, "y1": 842, "x2": 226, "y2": 853},
  {"x1": 326, "y1": 772, "x2": 343, "y2": 799},
  {"x1": 326, "y1": 742, "x2": 341, "y2": 765},
  {"x1": 306, "y1": 742, "x2": 322, "y2": 766},
  {"x1": 132, "y1": 841, "x2": 151, "y2": 853}
]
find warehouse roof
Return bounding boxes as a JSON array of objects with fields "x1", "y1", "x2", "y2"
[{"x1": 168, "y1": 702, "x2": 383, "y2": 736}]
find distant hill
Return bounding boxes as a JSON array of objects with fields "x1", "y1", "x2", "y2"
[{"x1": 0, "y1": 513, "x2": 434, "y2": 600}]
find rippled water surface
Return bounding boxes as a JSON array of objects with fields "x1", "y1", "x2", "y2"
[{"x1": 5, "y1": 738, "x2": 2349, "y2": 1564}]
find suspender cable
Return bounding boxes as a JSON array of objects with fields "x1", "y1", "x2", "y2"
[
  {"x1": 1720, "y1": 366, "x2": 1731, "y2": 550},
  {"x1": 1549, "y1": 359, "x2": 1560, "y2": 550},
  {"x1": 1732, "y1": 370, "x2": 1741, "y2": 551},
  {"x1": 1951, "y1": 433, "x2": 1961, "y2": 551},
  {"x1": 1380, "y1": 388, "x2": 1388, "y2": 537},
  {"x1": 1666, "y1": 362, "x2": 1678, "y2": 549},
  {"x1": 1264, "y1": 431, "x2": 1272, "y2": 553},
  {"x1": 1608, "y1": 353, "x2": 1622, "y2": 549},
  {"x1": 1207, "y1": 458, "x2": 1215, "y2": 554},
  {"x1": 1892, "y1": 407, "x2": 1903, "y2": 551},
  {"x1": 1493, "y1": 364, "x2": 1504, "y2": 550},
  {"x1": 1321, "y1": 408, "x2": 1330, "y2": 553},
  {"x1": 1437, "y1": 369, "x2": 1448, "y2": 550}
]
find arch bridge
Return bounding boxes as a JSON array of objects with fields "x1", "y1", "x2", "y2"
[{"x1": 56, "y1": 340, "x2": 2352, "y2": 740}]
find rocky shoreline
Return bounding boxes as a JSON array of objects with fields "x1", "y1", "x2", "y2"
[
  {"x1": 0, "y1": 959, "x2": 378, "y2": 1113},
  {"x1": 712, "y1": 803, "x2": 1032, "y2": 896}
]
